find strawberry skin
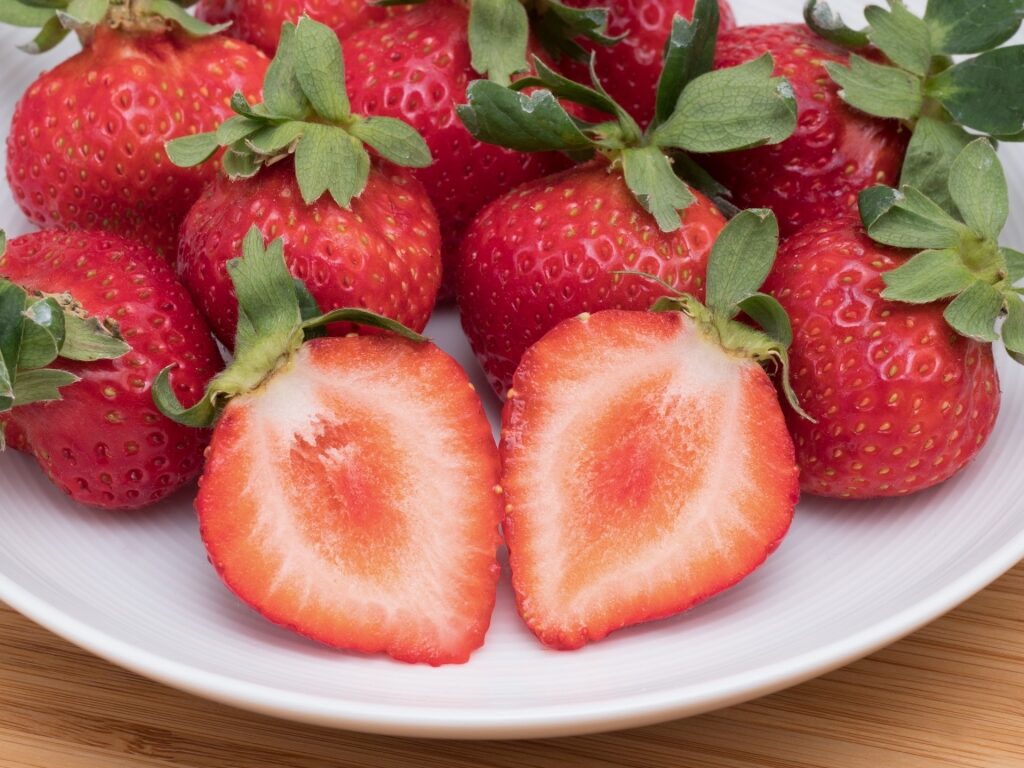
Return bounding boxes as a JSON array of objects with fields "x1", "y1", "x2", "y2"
[
  {"x1": 342, "y1": 0, "x2": 571, "y2": 296},
  {"x1": 196, "y1": 0, "x2": 388, "y2": 54},
  {"x1": 501, "y1": 310, "x2": 798, "y2": 649},
  {"x1": 764, "y1": 218, "x2": 1001, "y2": 499},
  {"x1": 702, "y1": 25, "x2": 909, "y2": 236},
  {"x1": 6, "y1": 26, "x2": 268, "y2": 261},
  {"x1": 561, "y1": 0, "x2": 736, "y2": 126},
  {"x1": 0, "y1": 230, "x2": 222, "y2": 509},
  {"x1": 196, "y1": 336, "x2": 502, "y2": 664},
  {"x1": 456, "y1": 161, "x2": 725, "y2": 398},
  {"x1": 177, "y1": 160, "x2": 441, "y2": 346}
]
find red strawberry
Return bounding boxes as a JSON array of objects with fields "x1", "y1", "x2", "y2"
[
  {"x1": 457, "y1": 161, "x2": 724, "y2": 398},
  {"x1": 6, "y1": 13, "x2": 268, "y2": 260},
  {"x1": 169, "y1": 18, "x2": 441, "y2": 346},
  {"x1": 0, "y1": 230, "x2": 222, "y2": 510},
  {"x1": 501, "y1": 307, "x2": 798, "y2": 648},
  {"x1": 342, "y1": 0, "x2": 572, "y2": 295},
  {"x1": 196, "y1": 0, "x2": 388, "y2": 54},
  {"x1": 701, "y1": 24, "x2": 908, "y2": 236},
  {"x1": 156, "y1": 229, "x2": 502, "y2": 665},
  {"x1": 561, "y1": 0, "x2": 737, "y2": 126}
]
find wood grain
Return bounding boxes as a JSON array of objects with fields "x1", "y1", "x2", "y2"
[{"x1": 1, "y1": 563, "x2": 1022, "y2": 768}]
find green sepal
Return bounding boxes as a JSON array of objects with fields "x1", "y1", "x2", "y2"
[
  {"x1": 737, "y1": 292, "x2": 792, "y2": 348},
  {"x1": 881, "y1": 248, "x2": 976, "y2": 303},
  {"x1": 1003, "y1": 293, "x2": 1024, "y2": 364},
  {"x1": 948, "y1": 138, "x2": 1008, "y2": 240},
  {"x1": 294, "y1": 15, "x2": 350, "y2": 122},
  {"x1": 467, "y1": 0, "x2": 530, "y2": 86},
  {"x1": 262, "y1": 23, "x2": 310, "y2": 120},
  {"x1": 705, "y1": 208, "x2": 780, "y2": 316},
  {"x1": 899, "y1": 117, "x2": 975, "y2": 215},
  {"x1": 60, "y1": 310, "x2": 131, "y2": 361},
  {"x1": 10, "y1": 368, "x2": 79, "y2": 407},
  {"x1": 943, "y1": 280, "x2": 1004, "y2": 342},
  {"x1": 530, "y1": 0, "x2": 621, "y2": 64},
  {"x1": 294, "y1": 124, "x2": 370, "y2": 207},
  {"x1": 620, "y1": 146, "x2": 696, "y2": 233},
  {"x1": 924, "y1": 0, "x2": 1024, "y2": 55},
  {"x1": 652, "y1": 54, "x2": 797, "y2": 153},
  {"x1": 19, "y1": 297, "x2": 65, "y2": 370},
  {"x1": 652, "y1": 0, "x2": 720, "y2": 129},
  {"x1": 824, "y1": 55, "x2": 923, "y2": 121},
  {"x1": 245, "y1": 121, "x2": 305, "y2": 156},
  {"x1": 301, "y1": 308, "x2": 426, "y2": 340},
  {"x1": 147, "y1": 0, "x2": 230, "y2": 37},
  {"x1": 859, "y1": 184, "x2": 965, "y2": 249},
  {"x1": 1003, "y1": 247, "x2": 1024, "y2": 284},
  {"x1": 863, "y1": 2, "x2": 932, "y2": 77},
  {"x1": 803, "y1": 0, "x2": 870, "y2": 48},
  {"x1": 348, "y1": 117, "x2": 432, "y2": 168},
  {"x1": 18, "y1": 15, "x2": 69, "y2": 53},
  {"x1": 165, "y1": 132, "x2": 221, "y2": 167},
  {"x1": 0, "y1": 2, "x2": 57, "y2": 28},
  {"x1": 927, "y1": 47, "x2": 1024, "y2": 138}
]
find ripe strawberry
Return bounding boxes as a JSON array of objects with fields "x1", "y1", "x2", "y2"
[
  {"x1": 168, "y1": 18, "x2": 440, "y2": 346},
  {"x1": 341, "y1": 0, "x2": 573, "y2": 295},
  {"x1": 763, "y1": 140, "x2": 1023, "y2": 498},
  {"x1": 196, "y1": 0, "x2": 388, "y2": 54},
  {"x1": 0, "y1": 229, "x2": 222, "y2": 510},
  {"x1": 4, "y1": 3, "x2": 268, "y2": 260},
  {"x1": 700, "y1": 24, "x2": 908, "y2": 237},
  {"x1": 500, "y1": 211, "x2": 800, "y2": 648},
  {"x1": 455, "y1": 17, "x2": 797, "y2": 396},
  {"x1": 560, "y1": 0, "x2": 736, "y2": 126},
  {"x1": 156, "y1": 229, "x2": 502, "y2": 665}
]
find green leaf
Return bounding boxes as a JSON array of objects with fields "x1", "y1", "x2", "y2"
[
  {"x1": 148, "y1": 0, "x2": 230, "y2": 36},
  {"x1": 349, "y1": 116, "x2": 432, "y2": 167},
  {"x1": 737, "y1": 292, "x2": 792, "y2": 348},
  {"x1": 943, "y1": 279, "x2": 1004, "y2": 341},
  {"x1": 803, "y1": 0, "x2": 870, "y2": 48},
  {"x1": 825, "y1": 55, "x2": 922, "y2": 120},
  {"x1": 0, "y1": 2, "x2": 56, "y2": 27},
  {"x1": 294, "y1": 124, "x2": 370, "y2": 207},
  {"x1": 705, "y1": 209, "x2": 779, "y2": 314},
  {"x1": 653, "y1": 54, "x2": 797, "y2": 153},
  {"x1": 510, "y1": 55, "x2": 622, "y2": 121},
  {"x1": 216, "y1": 115, "x2": 263, "y2": 146},
  {"x1": 0, "y1": 281, "x2": 27, "y2": 388},
  {"x1": 533, "y1": 0, "x2": 620, "y2": 62},
  {"x1": 18, "y1": 14, "x2": 69, "y2": 54},
  {"x1": 60, "y1": 312, "x2": 130, "y2": 361},
  {"x1": 262, "y1": 23, "x2": 311, "y2": 120},
  {"x1": 244, "y1": 121, "x2": 305, "y2": 155},
  {"x1": 458, "y1": 79, "x2": 596, "y2": 153},
  {"x1": 899, "y1": 116, "x2": 975, "y2": 214},
  {"x1": 64, "y1": 0, "x2": 107, "y2": 25},
  {"x1": 19, "y1": 297, "x2": 65, "y2": 369},
  {"x1": 165, "y1": 132, "x2": 220, "y2": 167},
  {"x1": 222, "y1": 147, "x2": 261, "y2": 179},
  {"x1": 294, "y1": 16, "x2": 351, "y2": 122},
  {"x1": 229, "y1": 228, "x2": 302, "y2": 359},
  {"x1": 859, "y1": 184, "x2": 965, "y2": 249},
  {"x1": 948, "y1": 138, "x2": 1008, "y2": 240},
  {"x1": 302, "y1": 307, "x2": 428, "y2": 340},
  {"x1": 673, "y1": 153, "x2": 739, "y2": 216},
  {"x1": 151, "y1": 366, "x2": 217, "y2": 427},
  {"x1": 653, "y1": 0, "x2": 720, "y2": 128},
  {"x1": 1003, "y1": 247, "x2": 1024, "y2": 283},
  {"x1": 620, "y1": 146, "x2": 696, "y2": 233},
  {"x1": 928, "y1": 47, "x2": 1024, "y2": 137},
  {"x1": 925, "y1": 0, "x2": 1024, "y2": 55},
  {"x1": 10, "y1": 368, "x2": 79, "y2": 407},
  {"x1": 468, "y1": 0, "x2": 530, "y2": 85},
  {"x1": 864, "y1": 2, "x2": 932, "y2": 76},
  {"x1": 294, "y1": 280, "x2": 326, "y2": 340},
  {"x1": 881, "y1": 248, "x2": 976, "y2": 303},
  {"x1": 1003, "y1": 292, "x2": 1024, "y2": 364}
]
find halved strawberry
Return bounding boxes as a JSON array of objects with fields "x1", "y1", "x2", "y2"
[
  {"x1": 500, "y1": 211, "x2": 800, "y2": 649},
  {"x1": 156, "y1": 229, "x2": 501, "y2": 665}
]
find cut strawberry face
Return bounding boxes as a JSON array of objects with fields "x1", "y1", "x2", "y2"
[
  {"x1": 501, "y1": 310, "x2": 798, "y2": 649},
  {"x1": 197, "y1": 337, "x2": 502, "y2": 665}
]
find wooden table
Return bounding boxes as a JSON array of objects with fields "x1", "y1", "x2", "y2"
[{"x1": 1, "y1": 563, "x2": 1021, "y2": 768}]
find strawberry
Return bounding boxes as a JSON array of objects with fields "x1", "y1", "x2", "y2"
[
  {"x1": 196, "y1": 0, "x2": 388, "y2": 54},
  {"x1": 764, "y1": 139, "x2": 1022, "y2": 499},
  {"x1": 500, "y1": 211, "x2": 800, "y2": 648},
  {"x1": 455, "y1": 10, "x2": 797, "y2": 396},
  {"x1": 168, "y1": 18, "x2": 441, "y2": 346},
  {"x1": 3, "y1": 1, "x2": 268, "y2": 260},
  {"x1": 560, "y1": 0, "x2": 736, "y2": 126},
  {"x1": 155, "y1": 229, "x2": 502, "y2": 665},
  {"x1": 0, "y1": 229, "x2": 222, "y2": 510}
]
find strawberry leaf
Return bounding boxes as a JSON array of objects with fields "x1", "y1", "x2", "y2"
[
  {"x1": 864, "y1": 2, "x2": 932, "y2": 77},
  {"x1": 348, "y1": 116, "x2": 432, "y2": 168},
  {"x1": 0, "y1": 281, "x2": 27, "y2": 384},
  {"x1": 882, "y1": 248, "x2": 976, "y2": 303},
  {"x1": 737, "y1": 292, "x2": 792, "y2": 348},
  {"x1": 1003, "y1": 247, "x2": 1024, "y2": 283},
  {"x1": 943, "y1": 280, "x2": 1004, "y2": 341},
  {"x1": 302, "y1": 308, "x2": 427, "y2": 339},
  {"x1": 531, "y1": 0, "x2": 619, "y2": 63},
  {"x1": 59, "y1": 311, "x2": 130, "y2": 361},
  {"x1": 928, "y1": 47, "x2": 1024, "y2": 138},
  {"x1": 245, "y1": 121, "x2": 305, "y2": 155},
  {"x1": 620, "y1": 146, "x2": 696, "y2": 233},
  {"x1": 467, "y1": 0, "x2": 530, "y2": 86},
  {"x1": 63, "y1": 0, "x2": 107, "y2": 27},
  {"x1": 294, "y1": 124, "x2": 370, "y2": 207},
  {"x1": 510, "y1": 55, "x2": 624, "y2": 123},
  {"x1": 948, "y1": 138, "x2": 1008, "y2": 240},
  {"x1": 263, "y1": 23, "x2": 312, "y2": 121},
  {"x1": 924, "y1": 0, "x2": 1024, "y2": 55},
  {"x1": 705, "y1": 208, "x2": 779, "y2": 315},
  {"x1": 165, "y1": 132, "x2": 220, "y2": 167},
  {"x1": 19, "y1": 296, "x2": 65, "y2": 369},
  {"x1": 294, "y1": 16, "x2": 350, "y2": 122},
  {"x1": 803, "y1": 0, "x2": 870, "y2": 48},
  {"x1": 147, "y1": 0, "x2": 229, "y2": 36},
  {"x1": 859, "y1": 185, "x2": 965, "y2": 249},
  {"x1": 10, "y1": 368, "x2": 79, "y2": 407},
  {"x1": 652, "y1": 54, "x2": 797, "y2": 153},
  {"x1": 825, "y1": 55, "x2": 922, "y2": 121},
  {"x1": 18, "y1": 15, "x2": 68, "y2": 54},
  {"x1": 0, "y1": 2, "x2": 56, "y2": 27},
  {"x1": 652, "y1": 0, "x2": 720, "y2": 128},
  {"x1": 899, "y1": 117, "x2": 975, "y2": 215},
  {"x1": 1003, "y1": 292, "x2": 1024, "y2": 364}
]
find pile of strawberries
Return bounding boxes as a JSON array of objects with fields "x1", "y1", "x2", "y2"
[{"x1": 1, "y1": 0, "x2": 1022, "y2": 665}]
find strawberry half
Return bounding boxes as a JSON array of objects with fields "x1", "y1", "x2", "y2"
[
  {"x1": 155, "y1": 229, "x2": 501, "y2": 665},
  {"x1": 500, "y1": 211, "x2": 800, "y2": 648}
]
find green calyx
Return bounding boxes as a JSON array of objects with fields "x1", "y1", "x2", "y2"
[
  {"x1": 0, "y1": 232, "x2": 131, "y2": 448},
  {"x1": 153, "y1": 227, "x2": 426, "y2": 429},
  {"x1": 807, "y1": 0, "x2": 1024, "y2": 141},
  {"x1": 457, "y1": 0, "x2": 797, "y2": 232},
  {"x1": 0, "y1": 0, "x2": 228, "y2": 53},
  {"x1": 632, "y1": 209, "x2": 810, "y2": 420},
  {"x1": 165, "y1": 17, "x2": 432, "y2": 208},
  {"x1": 860, "y1": 138, "x2": 1024, "y2": 363}
]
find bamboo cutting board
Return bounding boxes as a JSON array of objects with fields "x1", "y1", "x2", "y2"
[{"x1": 0, "y1": 563, "x2": 1021, "y2": 768}]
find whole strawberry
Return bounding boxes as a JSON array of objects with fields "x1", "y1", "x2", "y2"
[
  {"x1": 168, "y1": 18, "x2": 441, "y2": 346},
  {"x1": 196, "y1": 0, "x2": 388, "y2": 54},
  {"x1": 764, "y1": 139, "x2": 1022, "y2": 499},
  {"x1": 0, "y1": 229, "x2": 222, "y2": 510},
  {"x1": 456, "y1": 3, "x2": 797, "y2": 396},
  {"x1": 560, "y1": 0, "x2": 736, "y2": 126},
  {"x1": 3, "y1": 0, "x2": 268, "y2": 260}
]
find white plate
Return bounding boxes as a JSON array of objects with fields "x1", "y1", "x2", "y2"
[{"x1": 2, "y1": 0, "x2": 1023, "y2": 740}]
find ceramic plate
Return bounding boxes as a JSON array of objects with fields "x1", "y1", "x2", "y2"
[{"x1": 1, "y1": 0, "x2": 1023, "y2": 740}]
